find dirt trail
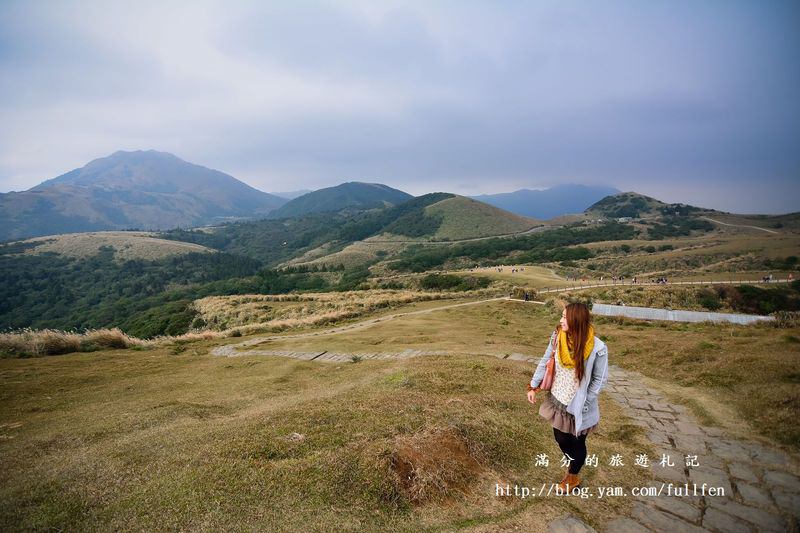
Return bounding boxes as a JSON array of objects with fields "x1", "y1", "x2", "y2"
[
  {"x1": 210, "y1": 296, "x2": 509, "y2": 357},
  {"x1": 701, "y1": 216, "x2": 780, "y2": 234}
]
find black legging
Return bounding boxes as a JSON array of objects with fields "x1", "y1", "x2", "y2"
[{"x1": 553, "y1": 427, "x2": 588, "y2": 474}]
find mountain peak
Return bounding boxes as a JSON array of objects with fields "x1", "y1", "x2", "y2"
[{"x1": 2, "y1": 151, "x2": 287, "y2": 241}]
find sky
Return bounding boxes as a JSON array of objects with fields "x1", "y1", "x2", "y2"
[{"x1": 0, "y1": 0, "x2": 798, "y2": 214}]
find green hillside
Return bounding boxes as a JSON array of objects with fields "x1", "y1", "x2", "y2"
[
  {"x1": 586, "y1": 192, "x2": 710, "y2": 219},
  {"x1": 423, "y1": 196, "x2": 539, "y2": 240},
  {"x1": 268, "y1": 182, "x2": 413, "y2": 219}
]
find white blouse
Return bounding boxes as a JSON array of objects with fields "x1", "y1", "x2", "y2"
[{"x1": 551, "y1": 353, "x2": 579, "y2": 406}]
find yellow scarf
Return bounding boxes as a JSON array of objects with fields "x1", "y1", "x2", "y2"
[{"x1": 557, "y1": 325, "x2": 595, "y2": 368}]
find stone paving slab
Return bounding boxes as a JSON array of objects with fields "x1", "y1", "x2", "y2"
[{"x1": 596, "y1": 364, "x2": 799, "y2": 532}]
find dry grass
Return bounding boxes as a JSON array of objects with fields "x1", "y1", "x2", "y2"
[
  {"x1": 449, "y1": 264, "x2": 570, "y2": 289},
  {"x1": 0, "y1": 295, "x2": 498, "y2": 358},
  {"x1": 0, "y1": 344, "x2": 652, "y2": 531},
  {"x1": 243, "y1": 299, "x2": 800, "y2": 452},
  {"x1": 192, "y1": 289, "x2": 493, "y2": 333},
  {"x1": 569, "y1": 229, "x2": 800, "y2": 279},
  {"x1": 552, "y1": 285, "x2": 768, "y2": 313},
  {"x1": 2, "y1": 293, "x2": 798, "y2": 529},
  {"x1": 0, "y1": 328, "x2": 149, "y2": 357}
]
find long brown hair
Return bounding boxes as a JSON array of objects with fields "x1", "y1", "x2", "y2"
[{"x1": 562, "y1": 303, "x2": 592, "y2": 381}]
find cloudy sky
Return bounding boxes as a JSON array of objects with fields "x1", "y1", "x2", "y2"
[{"x1": 1, "y1": 0, "x2": 798, "y2": 213}]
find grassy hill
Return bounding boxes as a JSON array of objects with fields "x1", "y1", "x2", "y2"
[
  {"x1": 268, "y1": 182, "x2": 413, "y2": 219},
  {"x1": 280, "y1": 195, "x2": 542, "y2": 269},
  {"x1": 423, "y1": 196, "x2": 539, "y2": 240},
  {"x1": 2, "y1": 231, "x2": 215, "y2": 262},
  {"x1": 586, "y1": 192, "x2": 713, "y2": 219}
]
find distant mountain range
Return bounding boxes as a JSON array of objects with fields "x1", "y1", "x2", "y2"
[
  {"x1": 2, "y1": 150, "x2": 699, "y2": 243},
  {"x1": 471, "y1": 184, "x2": 620, "y2": 219},
  {"x1": 267, "y1": 182, "x2": 413, "y2": 219},
  {"x1": 0, "y1": 150, "x2": 287, "y2": 242}
]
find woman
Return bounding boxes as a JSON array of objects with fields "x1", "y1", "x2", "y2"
[{"x1": 526, "y1": 302, "x2": 609, "y2": 492}]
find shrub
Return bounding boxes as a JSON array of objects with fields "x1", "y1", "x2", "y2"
[
  {"x1": 0, "y1": 328, "x2": 144, "y2": 358},
  {"x1": 420, "y1": 274, "x2": 491, "y2": 291},
  {"x1": 697, "y1": 289, "x2": 722, "y2": 311}
]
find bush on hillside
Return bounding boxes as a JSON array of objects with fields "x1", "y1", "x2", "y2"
[
  {"x1": 420, "y1": 274, "x2": 491, "y2": 291},
  {"x1": 0, "y1": 328, "x2": 145, "y2": 358}
]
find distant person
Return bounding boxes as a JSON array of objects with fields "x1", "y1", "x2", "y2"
[{"x1": 527, "y1": 303, "x2": 609, "y2": 493}]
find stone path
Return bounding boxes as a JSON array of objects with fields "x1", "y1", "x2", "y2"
[
  {"x1": 211, "y1": 346, "x2": 455, "y2": 361},
  {"x1": 596, "y1": 364, "x2": 799, "y2": 533}
]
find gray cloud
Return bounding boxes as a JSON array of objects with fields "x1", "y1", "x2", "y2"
[{"x1": 1, "y1": 0, "x2": 798, "y2": 213}]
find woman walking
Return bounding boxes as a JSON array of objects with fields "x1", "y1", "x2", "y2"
[{"x1": 526, "y1": 303, "x2": 609, "y2": 492}]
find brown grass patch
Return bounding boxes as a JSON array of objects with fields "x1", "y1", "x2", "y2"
[{"x1": 390, "y1": 425, "x2": 485, "y2": 504}]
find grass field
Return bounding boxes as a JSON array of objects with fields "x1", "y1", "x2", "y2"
[
  {"x1": 0, "y1": 332, "x2": 653, "y2": 531},
  {"x1": 223, "y1": 299, "x2": 800, "y2": 451},
  {"x1": 449, "y1": 265, "x2": 572, "y2": 290}
]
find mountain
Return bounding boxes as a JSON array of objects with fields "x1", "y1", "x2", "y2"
[
  {"x1": 270, "y1": 189, "x2": 313, "y2": 200},
  {"x1": 0, "y1": 150, "x2": 287, "y2": 242},
  {"x1": 416, "y1": 195, "x2": 540, "y2": 240},
  {"x1": 585, "y1": 192, "x2": 713, "y2": 218},
  {"x1": 471, "y1": 184, "x2": 620, "y2": 219},
  {"x1": 268, "y1": 181, "x2": 413, "y2": 219}
]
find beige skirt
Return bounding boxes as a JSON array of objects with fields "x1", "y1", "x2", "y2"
[{"x1": 539, "y1": 392, "x2": 598, "y2": 437}]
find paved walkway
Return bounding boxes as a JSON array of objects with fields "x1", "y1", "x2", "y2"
[
  {"x1": 591, "y1": 303, "x2": 773, "y2": 325},
  {"x1": 592, "y1": 364, "x2": 800, "y2": 532}
]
